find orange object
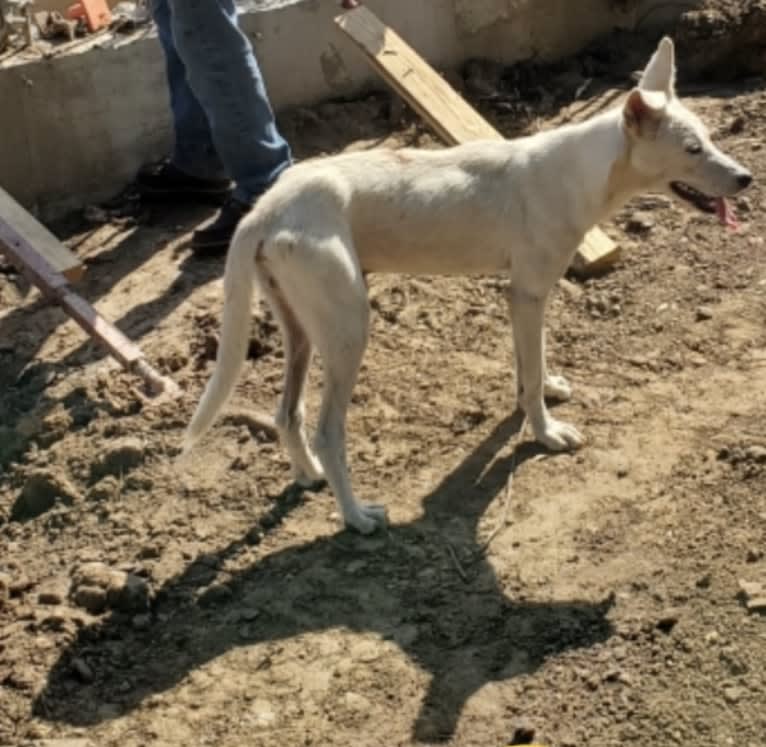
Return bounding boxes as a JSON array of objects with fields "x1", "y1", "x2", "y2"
[{"x1": 67, "y1": 0, "x2": 112, "y2": 32}]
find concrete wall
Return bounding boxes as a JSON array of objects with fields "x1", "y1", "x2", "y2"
[{"x1": 0, "y1": 0, "x2": 700, "y2": 220}]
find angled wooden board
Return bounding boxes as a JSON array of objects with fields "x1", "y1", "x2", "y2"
[
  {"x1": 0, "y1": 192, "x2": 178, "y2": 396},
  {"x1": 335, "y1": 5, "x2": 620, "y2": 275},
  {"x1": 0, "y1": 184, "x2": 84, "y2": 283},
  {"x1": 336, "y1": 5, "x2": 500, "y2": 144}
]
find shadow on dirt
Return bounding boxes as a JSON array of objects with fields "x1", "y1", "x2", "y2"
[{"x1": 34, "y1": 412, "x2": 615, "y2": 742}]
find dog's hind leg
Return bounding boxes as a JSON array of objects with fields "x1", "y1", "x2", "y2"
[
  {"x1": 508, "y1": 285, "x2": 583, "y2": 451},
  {"x1": 513, "y1": 319, "x2": 571, "y2": 404},
  {"x1": 542, "y1": 331, "x2": 572, "y2": 402},
  {"x1": 544, "y1": 373, "x2": 572, "y2": 402},
  {"x1": 312, "y1": 285, "x2": 387, "y2": 534},
  {"x1": 266, "y1": 285, "x2": 325, "y2": 487},
  {"x1": 267, "y1": 236, "x2": 387, "y2": 535}
]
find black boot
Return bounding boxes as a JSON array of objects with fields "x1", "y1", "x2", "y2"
[
  {"x1": 136, "y1": 159, "x2": 232, "y2": 204},
  {"x1": 191, "y1": 196, "x2": 252, "y2": 256}
]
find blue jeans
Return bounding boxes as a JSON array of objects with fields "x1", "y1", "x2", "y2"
[{"x1": 152, "y1": 0, "x2": 292, "y2": 203}]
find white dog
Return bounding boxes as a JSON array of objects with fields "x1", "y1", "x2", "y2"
[{"x1": 184, "y1": 38, "x2": 751, "y2": 534}]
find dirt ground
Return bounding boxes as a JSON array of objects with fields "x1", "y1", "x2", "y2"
[{"x1": 2, "y1": 9, "x2": 766, "y2": 747}]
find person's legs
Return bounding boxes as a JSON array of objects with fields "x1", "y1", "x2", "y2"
[
  {"x1": 169, "y1": 0, "x2": 291, "y2": 206},
  {"x1": 138, "y1": 0, "x2": 231, "y2": 199}
]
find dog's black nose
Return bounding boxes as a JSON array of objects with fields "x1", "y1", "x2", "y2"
[{"x1": 737, "y1": 172, "x2": 753, "y2": 189}]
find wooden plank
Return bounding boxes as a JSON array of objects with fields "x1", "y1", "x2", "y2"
[
  {"x1": 0, "y1": 184, "x2": 84, "y2": 283},
  {"x1": 335, "y1": 5, "x2": 620, "y2": 275},
  {"x1": 570, "y1": 227, "x2": 620, "y2": 277},
  {"x1": 62, "y1": 287, "x2": 180, "y2": 397},
  {"x1": 0, "y1": 208, "x2": 179, "y2": 397},
  {"x1": 336, "y1": 6, "x2": 500, "y2": 145}
]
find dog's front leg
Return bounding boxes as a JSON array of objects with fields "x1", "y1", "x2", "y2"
[{"x1": 508, "y1": 286, "x2": 584, "y2": 451}]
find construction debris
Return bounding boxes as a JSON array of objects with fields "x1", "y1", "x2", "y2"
[
  {"x1": 110, "y1": 1, "x2": 150, "y2": 33},
  {"x1": 0, "y1": 0, "x2": 35, "y2": 52},
  {"x1": 1, "y1": 0, "x2": 149, "y2": 56},
  {"x1": 67, "y1": 0, "x2": 112, "y2": 33},
  {"x1": 34, "y1": 10, "x2": 77, "y2": 42}
]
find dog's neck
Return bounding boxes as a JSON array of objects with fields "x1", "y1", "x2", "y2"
[
  {"x1": 542, "y1": 107, "x2": 658, "y2": 234},
  {"x1": 603, "y1": 121, "x2": 659, "y2": 218}
]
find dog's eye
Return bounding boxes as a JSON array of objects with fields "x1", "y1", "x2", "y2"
[{"x1": 685, "y1": 142, "x2": 703, "y2": 155}]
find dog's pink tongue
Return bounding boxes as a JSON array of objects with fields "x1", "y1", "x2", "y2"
[{"x1": 715, "y1": 197, "x2": 739, "y2": 230}]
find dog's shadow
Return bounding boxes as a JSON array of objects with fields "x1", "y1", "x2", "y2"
[{"x1": 34, "y1": 412, "x2": 614, "y2": 742}]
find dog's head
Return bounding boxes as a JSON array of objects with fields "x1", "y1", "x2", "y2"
[{"x1": 623, "y1": 37, "x2": 752, "y2": 228}]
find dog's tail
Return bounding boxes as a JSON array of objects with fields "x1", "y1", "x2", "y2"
[{"x1": 183, "y1": 215, "x2": 263, "y2": 453}]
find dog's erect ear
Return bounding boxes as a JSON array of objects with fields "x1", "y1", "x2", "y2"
[
  {"x1": 639, "y1": 36, "x2": 676, "y2": 95},
  {"x1": 623, "y1": 88, "x2": 666, "y2": 137}
]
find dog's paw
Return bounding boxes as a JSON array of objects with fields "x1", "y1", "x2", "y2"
[
  {"x1": 544, "y1": 374, "x2": 572, "y2": 402},
  {"x1": 292, "y1": 455, "x2": 326, "y2": 487},
  {"x1": 346, "y1": 503, "x2": 388, "y2": 535},
  {"x1": 294, "y1": 474, "x2": 327, "y2": 492},
  {"x1": 294, "y1": 468, "x2": 326, "y2": 489},
  {"x1": 536, "y1": 417, "x2": 584, "y2": 451}
]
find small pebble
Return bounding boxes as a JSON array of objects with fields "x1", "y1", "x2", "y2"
[
  {"x1": 37, "y1": 590, "x2": 65, "y2": 606},
  {"x1": 509, "y1": 722, "x2": 536, "y2": 744},
  {"x1": 656, "y1": 608, "x2": 680, "y2": 634},
  {"x1": 723, "y1": 685, "x2": 746, "y2": 705},
  {"x1": 625, "y1": 210, "x2": 655, "y2": 234},
  {"x1": 696, "y1": 573, "x2": 713, "y2": 589},
  {"x1": 744, "y1": 445, "x2": 766, "y2": 462}
]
